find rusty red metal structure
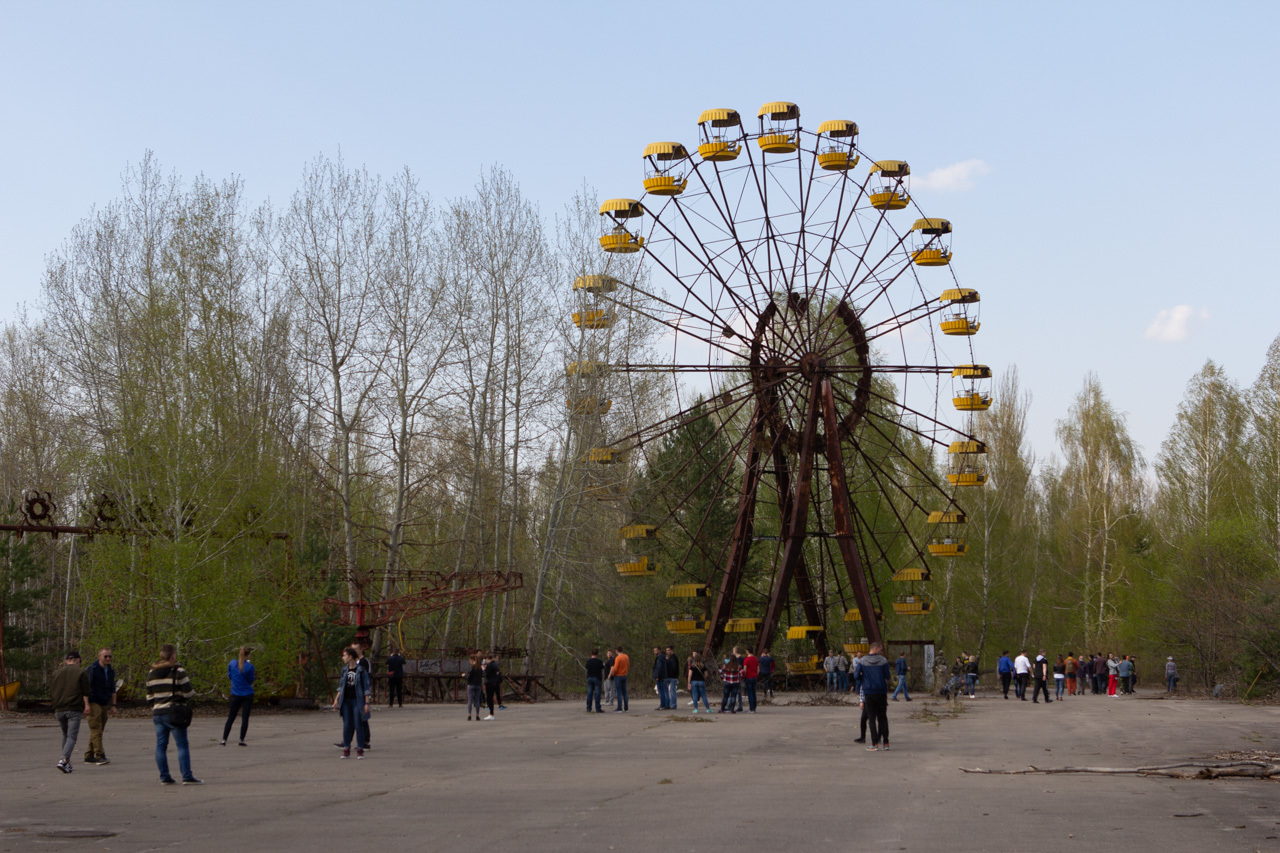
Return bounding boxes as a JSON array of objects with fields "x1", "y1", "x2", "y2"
[{"x1": 324, "y1": 571, "x2": 523, "y2": 645}]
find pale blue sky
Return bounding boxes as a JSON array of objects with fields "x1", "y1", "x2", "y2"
[{"x1": 2, "y1": 1, "x2": 1277, "y2": 465}]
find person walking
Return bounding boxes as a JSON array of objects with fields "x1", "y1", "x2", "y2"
[
  {"x1": 483, "y1": 651, "x2": 502, "y2": 719},
  {"x1": 585, "y1": 649, "x2": 605, "y2": 713},
  {"x1": 146, "y1": 644, "x2": 201, "y2": 783},
  {"x1": 83, "y1": 648, "x2": 116, "y2": 765},
  {"x1": 964, "y1": 655, "x2": 979, "y2": 698},
  {"x1": 51, "y1": 650, "x2": 90, "y2": 774},
  {"x1": 857, "y1": 642, "x2": 891, "y2": 751},
  {"x1": 332, "y1": 646, "x2": 370, "y2": 757},
  {"x1": 891, "y1": 651, "x2": 911, "y2": 702},
  {"x1": 997, "y1": 650, "x2": 1014, "y2": 699},
  {"x1": 741, "y1": 647, "x2": 759, "y2": 712},
  {"x1": 688, "y1": 652, "x2": 712, "y2": 713},
  {"x1": 718, "y1": 655, "x2": 741, "y2": 714},
  {"x1": 1165, "y1": 656, "x2": 1178, "y2": 692},
  {"x1": 610, "y1": 647, "x2": 630, "y2": 712},
  {"x1": 1053, "y1": 655, "x2": 1066, "y2": 700},
  {"x1": 758, "y1": 648, "x2": 775, "y2": 698},
  {"x1": 353, "y1": 642, "x2": 373, "y2": 748},
  {"x1": 1031, "y1": 651, "x2": 1052, "y2": 703},
  {"x1": 1013, "y1": 650, "x2": 1031, "y2": 700},
  {"x1": 221, "y1": 646, "x2": 255, "y2": 746},
  {"x1": 465, "y1": 654, "x2": 485, "y2": 720},
  {"x1": 385, "y1": 646, "x2": 406, "y2": 708}
]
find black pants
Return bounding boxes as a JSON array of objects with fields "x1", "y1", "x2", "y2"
[
  {"x1": 1015, "y1": 673, "x2": 1029, "y2": 698},
  {"x1": 1000, "y1": 672, "x2": 1012, "y2": 697},
  {"x1": 865, "y1": 693, "x2": 889, "y2": 745},
  {"x1": 859, "y1": 703, "x2": 869, "y2": 739},
  {"x1": 761, "y1": 673, "x2": 773, "y2": 696},
  {"x1": 222, "y1": 694, "x2": 252, "y2": 742},
  {"x1": 388, "y1": 677, "x2": 404, "y2": 707},
  {"x1": 1032, "y1": 678, "x2": 1051, "y2": 702},
  {"x1": 485, "y1": 683, "x2": 499, "y2": 715}
]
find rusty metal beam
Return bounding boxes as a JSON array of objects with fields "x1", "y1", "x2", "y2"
[{"x1": 820, "y1": 378, "x2": 883, "y2": 646}]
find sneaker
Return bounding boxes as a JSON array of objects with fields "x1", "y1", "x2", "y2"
[
  {"x1": 692, "y1": 708, "x2": 698, "y2": 714},
  {"x1": 468, "y1": 715, "x2": 472, "y2": 720},
  {"x1": 356, "y1": 749, "x2": 364, "y2": 759},
  {"x1": 95, "y1": 755, "x2": 111, "y2": 765},
  {"x1": 853, "y1": 738, "x2": 866, "y2": 743},
  {"x1": 182, "y1": 777, "x2": 204, "y2": 785},
  {"x1": 219, "y1": 740, "x2": 226, "y2": 746},
  {"x1": 866, "y1": 745, "x2": 878, "y2": 752},
  {"x1": 237, "y1": 742, "x2": 246, "y2": 747},
  {"x1": 483, "y1": 715, "x2": 495, "y2": 721},
  {"x1": 882, "y1": 743, "x2": 891, "y2": 751},
  {"x1": 906, "y1": 698, "x2": 913, "y2": 702},
  {"x1": 341, "y1": 748, "x2": 350, "y2": 759},
  {"x1": 334, "y1": 742, "x2": 346, "y2": 749},
  {"x1": 498, "y1": 705, "x2": 507, "y2": 710},
  {"x1": 57, "y1": 759, "x2": 71, "y2": 773},
  {"x1": 160, "y1": 777, "x2": 177, "y2": 784}
]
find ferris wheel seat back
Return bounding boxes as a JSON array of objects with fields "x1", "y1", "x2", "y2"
[
  {"x1": 844, "y1": 606, "x2": 884, "y2": 621},
  {"x1": 573, "y1": 275, "x2": 621, "y2": 294},
  {"x1": 642, "y1": 175, "x2": 689, "y2": 196},
  {"x1": 928, "y1": 539, "x2": 968, "y2": 557},
  {"x1": 698, "y1": 140, "x2": 741, "y2": 162},
  {"x1": 912, "y1": 248, "x2": 952, "y2": 266},
  {"x1": 757, "y1": 133, "x2": 799, "y2": 154},
  {"x1": 786, "y1": 625, "x2": 825, "y2": 641},
  {"x1": 818, "y1": 151, "x2": 859, "y2": 171},
  {"x1": 940, "y1": 317, "x2": 979, "y2": 336},
  {"x1": 891, "y1": 567, "x2": 932, "y2": 582},
  {"x1": 621, "y1": 524, "x2": 659, "y2": 540},
  {"x1": 953, "y1": 392, "x2": 992, "y2": 411},
  {"x1": 573, "y1": 309, "x2": 616, "y2": 328},
  {"x1": 946, "y1": 470, "x2": 987, "y2": 487},
  {"x1": 723, "y1": 617, "x2": 762, "y2": 633},
  {"x1": 616, "y1": 556, "x2": 658, "y2": 576},
  {"x1": 927, "y1": 509, "x2": 968, "y2": 524},
  {"x1": 869, "y1": 190, "x2": 910, "y2": 210},
  {"x1": 666, "y1": 618, "x2": 709, "y2": 634},
  {"x1": 599, "y1": 232, "x2": 644, "y2": 253}
]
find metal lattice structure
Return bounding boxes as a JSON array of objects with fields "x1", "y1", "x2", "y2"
[{"x1": 588, "y1": 102, "x2": 990, "y2": 670}]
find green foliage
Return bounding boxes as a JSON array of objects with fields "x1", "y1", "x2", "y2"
[{"x1": 0, "y1": 535, "x2": 48, "y2": 676}]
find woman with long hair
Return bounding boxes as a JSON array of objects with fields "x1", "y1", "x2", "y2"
[
  {"x1": 465, "y1": 654, "x2": 484, "y2": 721},
  {"x1": 221, "y1": 646, "x2": 255, "y2": 746},
  {"x1": 145, "y1": 643, "x2": 201, "y2": 784},
  {"x1": 331, "y1": 646, "x2": 370, "y2": 758}
]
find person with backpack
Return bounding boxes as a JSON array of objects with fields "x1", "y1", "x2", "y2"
[{"x1": 146, "y1": 643, "x2": 201, "y2": 783}]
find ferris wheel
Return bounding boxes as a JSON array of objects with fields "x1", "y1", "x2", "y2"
[{"x1": 584, "y1": 101, "x2": 990, "y2": 666}]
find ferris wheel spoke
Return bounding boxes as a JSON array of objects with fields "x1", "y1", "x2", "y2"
[
  {"x1": 609, "y1": 377, "x2": 756, "y2": 451},
  {"x1": 862, "y1": 385, "x2": 978, "y2": 446},
  {"x1": 644, "y1": 205, "x2": 756, "y2": 331},
  {"x1": 689, "y1": 159, "x2": 772, "y2": 319},
  {"x1": 844, "y1": 435, "x2": 935, "y2": 566}
]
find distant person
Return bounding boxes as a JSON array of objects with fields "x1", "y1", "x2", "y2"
[
  {"x1": 147, "y1": 643, "x2": 201, "y2": 782},
  {"x1": 465, "y1": 654, "x2": 484, "y2": 720},
  {"x1": 823, "y1": 651, "x2": 838, "y2": 693},
  {"x1": 1077, "y1": 654, "x2": 1092, "y2": 695},
  {"x1": 741, "y1": 647, "x2": 759, "y2": 712},
  {"x1": 1065, "y1": 652, "x2": 1078, "y2": 696},
  {"x1": 602, "y1": 649, "x2": 617, "y2": 708},
  {"x1": 353, "y1": 641, "x2": 373, "y2": 748},
  {"x1": 1053, "y1": 654, "x2": 1066, "y2": 700},
  {"x1": 835, "y1": 650, "x2": 850, "y2": 692},
  {"x1": 585, "y1": 649, "x2": 605, "y2": 713},
  {"x1": 83, "y1": 647, "x2": 117, "y2": 765},
  {"x1": 610, "y1": 646, "x2": 630, "y2": 712},
  {"x1": 662, "y1": 646, "x2": 680, "y2": 711},
  {"x1": 688, "y1": 652, "x2": 711, "y2": 713},
  {"x1": 891, "y1": 651, "x2": 911, "y2": 702},
  {"x1": 483, "y1": 651, "x2": 502, "y2": 719},
  {"x1": 50, "y1": 650, "x2": 89, "y2": 774},
  {"x1": 1165, "y1": 656, "x2": 1178, "y2": 693},
  {"x1": 332, "y1": 646, "x2": 370, "y2": 757},
  {"x1": 1013, "y1": 650, "x2": 1031, "y2": 700},
  {"x1": 718, "y1": 655, "x2": 741, "y2": 713},
  {"x1": 1117, "y1": 655, "x2": 1134, "y2": 694},
  {"x1": 857, "y1": 642, "x2": 891, "y2": 751},
  {"x1": 386, "y1": 646, "x2": 406, "y2": 708},
  {"x1": 221, "y1": 646, "x2": 255, "y2": 746},
  {"x1": 964, "y1": 655, "x2": 979, "y2": 698},
  {"x1": 997, "y1": 650, "x2": 1014, "y2": 699},
  {"x1": 758, "y1": 648, "x2": 775, "y2": 698},
  {"x1": 652, "y1": 647, "x2": 665, "y2": 709},
  {"x1": 1106, "y1": 653, "x2": 1119, "y2": 696},
  {"x1": 1031, "y1": 650, "x2": 1052, "y2": 703}
]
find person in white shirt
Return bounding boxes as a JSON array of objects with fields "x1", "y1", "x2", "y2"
[{"x1": 1013, "y1": 650, "x2": 1031, "y2": 701}]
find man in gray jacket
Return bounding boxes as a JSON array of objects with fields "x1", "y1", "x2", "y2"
[{"x1": 50, "y1": 650, "x2": 90, "y2": 773}]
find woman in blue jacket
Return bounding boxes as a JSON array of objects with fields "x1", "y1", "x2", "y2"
[
  {"x1": 331, "y1": 647, "x2": 370, "y2": 758},
  {"x1": 221, "y1": 646, "x2": 255, "y2": 746}
]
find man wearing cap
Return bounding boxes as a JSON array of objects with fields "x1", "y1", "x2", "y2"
[
  {"x1": 1165, "y1": 656, "x2": 1178, "y2": 692},
  {"x1": 50, "y1": 650, "x2": 91, "y2": 773}
]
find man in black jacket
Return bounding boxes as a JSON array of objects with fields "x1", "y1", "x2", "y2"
[
  {"x1": 662, "y1": 647, "x2": 680, "y2": 711},
  {"x1": 1032, "y1": 650, "x2": 1053, "y2": 704},
  {"x1": 855, "y1": 643, "x2": 892, "y2": 751}
]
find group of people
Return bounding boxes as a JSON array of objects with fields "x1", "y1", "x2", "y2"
[
  {"x1": 993, "y1": 650, "x2": 1162, "y2": 701},
  {"x1": 818, "y1": 649, "x2": 914, "y2": 703},
  {"x1": 50, "y1": 643, "x2": 255, "y2": 784},
  {"x1": 584, "y1": 645, "x2": 781, "y2": 715}
]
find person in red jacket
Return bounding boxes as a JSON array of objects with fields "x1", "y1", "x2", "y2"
[{"x1": 741, "y1": 648, "x2": 760, "y2": 712}]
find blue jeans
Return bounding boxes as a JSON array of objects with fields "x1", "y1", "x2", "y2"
[
  {"x1": 340, "y1": 701, "x2": 367, "y2": 748},
  {"x1": 153, "y1": 714, "x2": 193, "y2": 781},
  {"x1": 1166, "y1": 675, "x2": 1176, "y2": 692},
  {"x1": 721, "y1": 683, "x2": 739, "y2": 712},
  {"x1": 690, "y1": 681, "x2": 710, "y2": 710},
  {"x1": 743, "y1": 678, "x2": 758, "y2": 711},
  {"x1": 893, "y1": 677, "x2": 910, "y2": 700},
  {"x1": 965, "y1": 673, "x2": 978, "y2": 695},
  {"x1": 662, "y1": 677, "x2": 678, "y2": 709},
  {"x1": 826, "y1": 672, "x2": 837, "y2": 691},
  {"x1": 586, "y1": 677, "x2": 602, "y2": 711},
  {"x1": 56, "y1": 710, "x2": 83, "y2": 763},
  {"x1": 614, "y1": 676, "x2": 628, "y2": 710},
  {"x1": 838, "y1": 671, "x2": 849, "y2": 691}
]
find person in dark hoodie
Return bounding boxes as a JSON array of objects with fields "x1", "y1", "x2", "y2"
[
  {"x1": 856, "y1": 642, "x2": 891, "y2": 751},
  {"x1": 1031, "y1": 650, "x2": 1053, "y2": 704}
]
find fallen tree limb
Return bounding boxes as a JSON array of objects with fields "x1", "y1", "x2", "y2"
[{"x1": 961, "y1": 760, "x2": 1280, "y2": 779}]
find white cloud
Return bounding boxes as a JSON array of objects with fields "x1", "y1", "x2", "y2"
[
  {"x1": 914, "y1": 159, "x2": 991, "y2": 192},
  {"x1": 1144, "y1": 305, "x2": 1209, "y2": 342}
]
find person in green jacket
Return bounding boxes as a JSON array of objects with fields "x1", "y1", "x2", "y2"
[{"x1": 50, "y1": 650, "x2": 90, "y2": 773}]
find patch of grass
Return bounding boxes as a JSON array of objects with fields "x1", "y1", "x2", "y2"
[
  {"x1": 665, "y1": 714, "x2": 712, "y2": 723},
  {"x1": 658, "y1": 778, "x2": 673, "y2": 785}
]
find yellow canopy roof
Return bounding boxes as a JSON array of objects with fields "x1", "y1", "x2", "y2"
[
  {"x1": 951, "y1": 364, "x2": 991, "y2": 378},
  {"x1": 870, "y1": 160, "x2": 910, "y2": 177},
  {"x1": 818, "y1": 119, "x2": 858, "y2": 137},
  {"x1": 643, "y1": 141, "x2": 690, "y2": 160},
  {"x1": 758, "y1": 101, "x2": 799, "y2": 120},
  {"x1": 698, "y1": 108, "x2": 741, "y2": 127},
  {"x1": 940, "y1": 287, "x2": 980, "y2": 304},
  {"x1": 599, "y1": 198, "x2": 643, "y2": 218},
  {"x1": 928, "y1": 510, "x2": 968, "y2": 524},
  {"x1": 948, "y1": 440, "x2": 987, "y2": 454},
  {"x1": 911, "y1": 218, "x2": 952, "y2": 234}
]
